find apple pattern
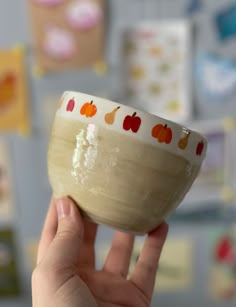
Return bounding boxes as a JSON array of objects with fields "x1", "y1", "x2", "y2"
[
  {"x1": 152, "y1": 124, "x2": 172, "y2": 144},
  {"x1": 80, "y1": 100, "x2": 97, "y2": 117},
  {"x1": 66, "y1": 97, "x2": 75, "y2": 112},
  {"x1": 62, "y1": 96, "x2": 205, "y2": 158},
  {"x1": 123, "y1": 112, "x2": 141, "y2": 133},
  {"x1": 196, "y1": 141, "x2": 204, "y2": 156}
]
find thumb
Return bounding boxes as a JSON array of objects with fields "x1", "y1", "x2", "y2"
[{"x1": 47, "y1": 197, "x2": 84, "y2": 268}]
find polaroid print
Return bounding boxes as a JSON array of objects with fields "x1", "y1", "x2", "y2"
[
  {"x1": 209, "y1": 225, "x2": 236, "y2": 302},
  {"x1": 194, "y1": 130, "x2": 225, "y2": 189},
  {"x1": 179, "y1": 118, "x2": 236, "y2": 213},
  {"x1": 128, "y1": 238, "x2": 193, "y2": 292},
  {"x1": 122, "y1": 20, "x2": 192, "y2": 123},
  {"x1": 195, "y1": 53, "x2": 236, "y2": 104},
  {"x1": 28, "y1": 0, "x2": 105, "y2": 72},
  {"x1": 0, "y1": 229, "x2": 20, "y2": 297},
  {"x1": 216, "y1": 4, "x2": 236, "y2": 41},
  {"x1": 0, "y1": 141, "x2": 14, "y2": 222},
  {"x1": 192, "y1": 119, "x2": 236, "y2": 196}
]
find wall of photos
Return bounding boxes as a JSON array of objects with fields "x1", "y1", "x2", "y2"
[{"x1": 0, "y1": 1, "x2": 236, "y2": 306}]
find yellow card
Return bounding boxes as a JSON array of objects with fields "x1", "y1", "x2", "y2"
[
  {"x1": 0, "y1": 48, "x2": 30, "y2": 135},
  {"x1": 155, "y1": 239, "x2": 193, "y2": 291},
  {"x1": 209, "y1": 225, "x2": 236, "y2": 301},
  {"x1": 97, "y1": 237, "x2": 193, "y2": 292},
  {"x1": 129, "y1": 238, "x2": 193, "y2": 292},
  {"x1": 0, "y1": 141, "x2": 14, "y2": 222}
]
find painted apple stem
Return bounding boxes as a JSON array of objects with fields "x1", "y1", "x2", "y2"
[
  {"x1": 117, "y1": 106, "x2": 121, "y2": 110},
  {"x1": 132, "y1": 112, "x2": 137, "y2": 117},
  {"x1": 90, "y1": 100, "x2": 93, "y2": 105}
]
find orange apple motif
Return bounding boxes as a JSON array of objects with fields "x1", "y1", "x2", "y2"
[
  {"x1": 152, "y1": 124, "x2": 172, "y2": 144},
  {"x1": 80, "y1": 100, "x2": 97, "y2": 117},
  {"x1": 123, "y1": 112, "x2": 141, "y2": 133},
  {"x1": 66, "y1": 97, "x2": 75, "y2": 112}
]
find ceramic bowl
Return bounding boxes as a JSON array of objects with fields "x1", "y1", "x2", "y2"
[{"x1": 48, "y1": 91, "x2": 207, "y2": 234}]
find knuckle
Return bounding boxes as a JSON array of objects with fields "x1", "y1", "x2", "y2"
[
  {"x1": 139, "y1": 260, "x2": 156, "y2": 275},
  {"x1": 128, "y1": 283, "x2": 150, "y2": 307},
  {"x1": 56, "y1": 228, "x2": 80, "y2": 241}
]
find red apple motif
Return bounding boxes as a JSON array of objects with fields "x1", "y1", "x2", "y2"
[
  {"x1": 123, "y1": 112, "x2": 141, "y2": 133},
  {"x1": 66, "y1": 98, "x2": 75, "y2": 112},
  {"x1": 196, "y1": 140, "x2": 204, "y2": 156}
]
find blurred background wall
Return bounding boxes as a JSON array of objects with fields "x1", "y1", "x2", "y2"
[{"x1": 0, "y1": 0, "x2": 236, "y2": 306}]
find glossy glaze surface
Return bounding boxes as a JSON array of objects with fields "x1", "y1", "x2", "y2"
[{"x1": 48, "y1": 116, "x2": 201, "y2": 234}]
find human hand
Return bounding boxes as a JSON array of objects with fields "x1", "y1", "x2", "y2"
[{"x1": 32, "y1": 197, "x2": 168, "y2": 307}]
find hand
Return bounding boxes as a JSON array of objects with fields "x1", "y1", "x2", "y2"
[{"x1": 32, "y1": 197, "x2": 168, "y2": 307}]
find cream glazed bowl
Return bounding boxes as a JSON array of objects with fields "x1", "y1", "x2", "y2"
[{"x1": 48, "y1": 91, "x2": 207, "y2": 234}]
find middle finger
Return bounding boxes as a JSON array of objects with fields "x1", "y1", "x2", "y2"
[
  {"x1": 77, "y1": 218, "x2": 98, "y2": 268},
  {"x1": 103, "y1": 231, "x2": 135, "y2": 278}
]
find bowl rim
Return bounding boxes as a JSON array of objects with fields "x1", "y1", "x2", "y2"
[
  {"x1": 62, "y1": 90, "x2": 207, "y2": 139},
  {"x1": 55, "y1": 90, "x2": 208, "y2": 165}
]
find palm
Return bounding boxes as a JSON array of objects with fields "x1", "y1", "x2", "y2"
[
  {"x1": 73, "y1": 220, "x2": 167, "y2": 307},
  {"x1": 76, "y1": 270, "x2": 149, "y2": 307},
  {"x1": 35, "y1": 199, "x2": 168, "y2": 307}
]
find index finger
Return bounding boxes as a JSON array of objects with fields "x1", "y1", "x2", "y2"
[{"x1": 37, "y1": 198, "x2": 58, "y2": 264}]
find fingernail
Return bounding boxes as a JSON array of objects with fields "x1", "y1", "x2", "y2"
[{"x1": 56, "y1": 198, "x2": 71, "y2": 220}]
